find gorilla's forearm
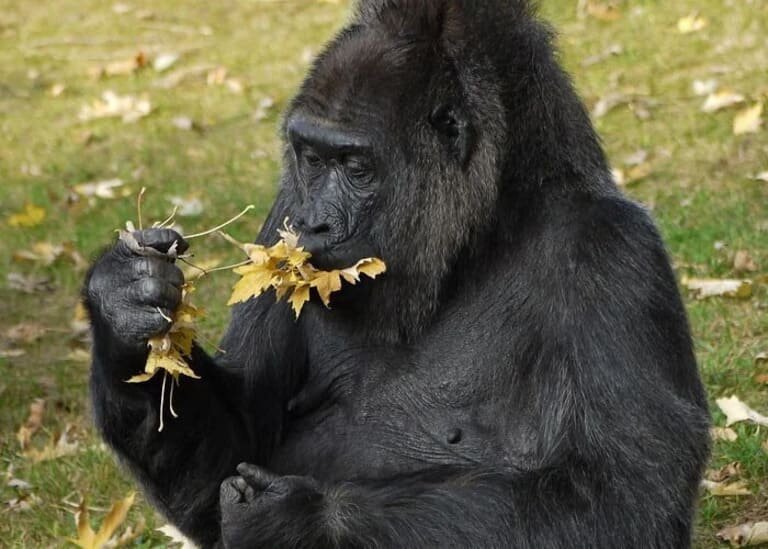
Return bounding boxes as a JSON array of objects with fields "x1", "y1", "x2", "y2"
[
  {"x1": 312, "y1": 465, "x2": 697, "y2": 549},
  {"x1": 90, "y1": 345, "x2": 253, "y2": 547}
]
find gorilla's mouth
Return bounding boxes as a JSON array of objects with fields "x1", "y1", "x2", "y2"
[{"x1": 299, "y1": 234, "x2": 375, "y2": 271}]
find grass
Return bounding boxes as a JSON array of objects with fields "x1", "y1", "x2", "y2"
[{"x1": 0, "y1": 0, "x2": 766, "y2": 546}]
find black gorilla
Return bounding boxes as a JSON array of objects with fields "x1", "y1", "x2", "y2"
[{"x1": 84, "y1": 1, "x2": 710, "y2": 547}]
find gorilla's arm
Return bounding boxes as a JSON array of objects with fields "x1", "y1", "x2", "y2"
[{"x1": 87, "y1": 190, "x2": 305, "y2": 547}]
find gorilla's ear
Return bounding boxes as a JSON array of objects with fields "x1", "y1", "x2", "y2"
[{"x1": 430, "y1": 103, "x2": 475, "y2": 168}]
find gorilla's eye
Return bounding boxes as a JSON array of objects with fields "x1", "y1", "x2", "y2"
[
  {"x1": 301, "y1": 149, "x2": 325, "y2": 169},
  {"x1": 430, "y1": 105, "x2": 461, "y2": 138},
  {"x1": 343, "y1": 155, "x2": 372, "y2": 179}
]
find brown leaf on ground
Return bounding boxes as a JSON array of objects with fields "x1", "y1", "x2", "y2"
[
  {"x1": 717, "y1": 522, "x2": 768, "y2": 547},
  {"x1": 5, "y1": 323, "x2": 47, "y2": 344},
  {"x1": 701, "y1": 479, "x2": 751, "y2": 496},
  {"x1": 24, "y1": 424, "x2": 79, "y2": 462},
  {"x1": 70, "y1": 492, "x2": 136, "y2": 549},
  {"x1": 710, "y1": 427, "x2": 738, "y2": 442},
  {"x1": 16, "y1": 398, "x2": 45, "y2": 450},
  {"x1": 6, "y1": 272, "x2": 54, "y2": 294},
  {"x1": 682, "y1": 278, "x2": 753, "y2": 299},
  {"x1": 706, "y1": 462, "x2": 742, "y2": 483},
  {"x1": 733, "y1": 250, "x2": 759, "y2": 273}
]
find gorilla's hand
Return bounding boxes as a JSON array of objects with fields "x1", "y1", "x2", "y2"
[
  {"x1": 85, "y1": 228, "x2": 188, "y2": 355},
  {"x1": 219, "y1": 464, "x2": 325, "y2": 549}
]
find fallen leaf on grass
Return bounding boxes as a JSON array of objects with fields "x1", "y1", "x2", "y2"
[
  {"x1": 733, "y1": 250, "x2": 759, "y2": 273},
  {"x1": 692, "y1": 79, "x2": 718, "y2": 96},
  {"x1": 677, "y1": 13, "x2": 708, "y2": 34},
  {"x1": 157, "y1": 523, "x2": 198, "y2": 548},
  {"x1": 733, "y1": 103, "x2": 764, "y2": 135},
  {"x1": 6, "y1": 203, "x2": 45, "y2": 227},
  {"x1": 756, "y1": 352, "x2": 768, "y2": 365},
  {"x1": 612, "y1": 163, "x2": 653, "y2": 187},
  {"x1": 153, "y1": 52, "x2": 179, "y2": 72},
  {"x1": 70, "y1": 492, "x2": 136, "y2": 549},
  {"x1": 79, "y1": 91, "x2": 151, "y2": 123},
  {"x1": 717, "y1": 522, "x2": 768, "y2": 546},
  {"x1": 169, "y1": 195, "x2": 204, "y2": 217},
  {"x1": 706, "y1": 462, "x2": 742, "y2": 483},
  {"x1": 682, "y1": 278, "x2": 752, "y2": 299},
  {"x1": 5, "y1": 323, "x2": 47, "y2": 344},
  {"x1": 89, "y1": 51, "x2": 148, "y2": 78},
  {"x1": 24, "y1": 425, "x2": 79, "y2": 462},
  {"x1": 710, "y1": 427, "x2": 738, "y2": 442},
  {"x1": 716, "y1": 395, "x2": 768, "y2": 427},
  {"x1": 6, "y1": 272, "x2": 54, "y2": 294},
  {"x1": 13, "y1": 241, "x2": 86, "y2": 269},
  {"x1": 754, "y1": 172, "x2": 768, "y2": 183},
  {"x1": 585, "y1": 1, "x2": 621, "y2": 21},
  {"x1": 701, "y1": 479, "x2": 751, "y2": 496},
  {"x1": 16, "y1": 398, "x2": 45, "y2": 450},
  {"x1": 701, "y1": 91, "x2": 745, "y2": 113},
  {"x1": 72, "y1": 178, "x2": 126, "y2": 200},
  {"x1": 0, "y1": 348, "x2": 26, "y2": 358}
]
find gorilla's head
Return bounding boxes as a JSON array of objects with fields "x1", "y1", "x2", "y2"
[{"x1": 281, "y1": 0, "x2": 607, "y2": 341}]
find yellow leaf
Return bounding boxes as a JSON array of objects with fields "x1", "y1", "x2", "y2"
[
  {"x1": 311, "y1": 270, "x2": 343, "y2": 307},
  {"x1": 710, "y1": 427, "x2": 738, "y2": 442},
  {"x1": 677, "y1": 13, "x2": 707, "y2": 34},
  {"x1": 586, "y1": 1, "x2": 621, "y2": 21},
  {"x1": 289, "y1": 284, "x2": 311, "y2": 318},
  {"x1": 355, "y1": 257, "x2": 387, "y2": 279},
  {"x1": 733, "y1": 103, "x2": 763, "y2": 135},
  {"x1": 702, "y1": 479, "x2": 751, "y2": 497},
  {"x1": 7, "y1": 203, "x2": 46, "y2": 228},
  {"x1": 701, "y1": 90, "x2": 745, "y2": 113},
  {"x1": 71, "y1": 492, "x2": 136, "y2": 549}
]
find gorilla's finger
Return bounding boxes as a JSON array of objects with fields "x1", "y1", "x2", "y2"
[
  {"x1": 132, "y1": 278, "x2": 182, "y2": 310},
  {"x1": 132, "y1": 257, "x2": 185, "y2": 287},
  {"x1": 237, "y1": 463, "x2": 280, "y2": 489},
  {"x1": 133, "y1": 228, "x2": 189, "y2": 255},
  {"x1": 220, "y1": 477, "x2": 247, "y2": 504}
]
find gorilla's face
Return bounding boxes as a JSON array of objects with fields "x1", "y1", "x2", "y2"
[
  {"x1": 283, "y1": 9, "x2": 504, "y2": 285},
  {"x1": 287, "y1": 114, "x2": 380, "y2": 271}
]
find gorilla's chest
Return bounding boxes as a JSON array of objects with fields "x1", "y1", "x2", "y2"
[{"x1": 268, "y1": 326, "x2": 514, "y2": 482}]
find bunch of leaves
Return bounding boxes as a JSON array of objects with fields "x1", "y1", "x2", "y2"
[
  {"x1": 117, "y1": 189, "x2": 253, "y2": 431},
  {"x1": 226, "y1": 220, "x2": 386, "y2": 318}
]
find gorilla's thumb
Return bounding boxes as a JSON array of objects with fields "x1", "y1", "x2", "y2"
[{"x1": 237, "y1": 463, "x2": 279, "y2": 489}]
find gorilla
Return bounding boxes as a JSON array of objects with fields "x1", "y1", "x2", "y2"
[{"x1": 84, "y1": 1, "x2": 711, "y2": 547}]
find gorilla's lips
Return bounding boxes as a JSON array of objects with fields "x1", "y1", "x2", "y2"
[{"x1": 299, "y1": 234, "x2": 376, "y2": 272}]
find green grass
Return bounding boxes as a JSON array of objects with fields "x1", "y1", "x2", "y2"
[{"x1": 0, "y1": 0, "x2": 766, "y2": 546}]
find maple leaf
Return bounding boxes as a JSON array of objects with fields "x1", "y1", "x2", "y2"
[
  {"x1": 227, "y1": 220, "x2": 387, "y2": 318},
  {"x1": 127, "y1": 284, "x2": 203, "y2": 384},
  {"x1": 70, "y1": 493, "x2": 136, "y2": 549}
]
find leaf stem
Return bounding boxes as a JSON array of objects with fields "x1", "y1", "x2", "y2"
[
  {"x1": 185, "y1": 205, "x2": 255, "y2": 239},
  {"x1": 137, "y1": 187, "x2": 147, "y2": 231}
]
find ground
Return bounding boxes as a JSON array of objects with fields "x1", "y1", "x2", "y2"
[{"x1": 0, "y1": 0, "x2": 766, "y2": 547}]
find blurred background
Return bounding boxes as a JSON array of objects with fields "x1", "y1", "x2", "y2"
[{"x1": 0, "y1": 0, "x2": 766, "y2": 546}]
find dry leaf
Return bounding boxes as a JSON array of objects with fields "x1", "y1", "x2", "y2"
[
  {"x1": 13, "y1": 241, "x2": 86, "y2": 269},
  {"x1": 701, "y1": 91, "x2": 745, "y2": 113},
  {"x1": 692, "y1": 79, "x2": 718, "y2": 96},
  {"x1": 127, "y1": 284, "x2": 202, "y2": 384},
  {"x1": 7, "y1": 272, "x2": 54, "y2": 294},
  {"x1": 677, "y1": 13, "x2": 708, "y2": 34},
  {"x1": 733, "y1": 250, "x2": 758, "y2": 273},
  {"x1": 592, "y1": 92, "x2": 630, "y2": 118},
  {"x1": 733, "y1": 104, "x2": 764, "y2": 135},
  {"x1": 90, "y1": 51, "x2": 148, "y2": 78},
  {"x1": 24, "y1": 424, "x2": 79, "y2": 462},
  {"x1": 16, "y1": 398, "x2": 45, "y2": 450},
  {"x1": 716, "y1": 396, "x2": 768, "y2": 427},
  {"x1": 701, "y1": 479, "x2": 751, "y2": 496},
  {"x1": 682, "y1": 278, "x2": 752, "y2": 299},
  {"x1": 153, "y1": 53, "x2": 179, "y2": 72},
  {"x1": 157, "y1": 523, "x2": 199, "y2": 548},
  {"x1": 72, "y1": 179, "x2": 126, "y2": 200},
  {"x1": 706, "y1": 462, "x2": 742, "y2": 483},
  {"x1": 7, "y1": 203, "x2": 46, "y2": 227},
  {"x1": 70, "y1": 492, "x2": 136, "y2": 549},
  {"x1": 754, "y1": 172, "x2": 768, "y2": 183},
  {"x1": 0, "y1": 348, "x2": 26, "y2": 358},
  {"x1": 79, "y1": 91, "x2": 151, "y2": 123},
  {"x1": 586, "y1": 1, "x2": 621, "y2": 21},
  {"x1": 169, "y1": 195, "x2": 204, "y2": 217},
  {"x1": 710, "y1": 427, "x2": 738, "y2": 442},
  {"x1": 227, "y1": 221, "x2": 387, "y2": 318},
  {"x1": 757, "y1": 352, "x2": 768, "y2": 365},
  {"x1": 717, "y1": 522, "x2": 768, "y2": 546}
]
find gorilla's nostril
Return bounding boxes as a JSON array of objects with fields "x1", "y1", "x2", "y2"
[{"x1": 307, "y1": 223, "x2": 330, "y2": 235}]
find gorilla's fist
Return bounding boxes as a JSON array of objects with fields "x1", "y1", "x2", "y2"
[{"x1": 85, "y1": 228, "x2": 188, "y2": 354}]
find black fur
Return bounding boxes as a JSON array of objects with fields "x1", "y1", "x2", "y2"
[{"x1": 84, "y1": 1, "x2": 710, "y2": 547}]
